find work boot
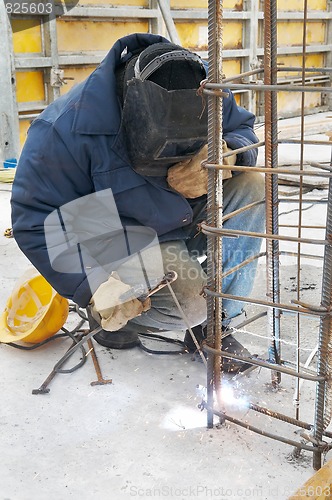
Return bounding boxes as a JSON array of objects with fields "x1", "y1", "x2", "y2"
[
  {"x1": 93, "y1": 329, "x2": 141, "y2": 349},
  {"x1": 184, "y1": 325, "x2": 253, "y2": 373},
  {"x1": 87, "y1": 308, "x2": 140, "y2": 349}
]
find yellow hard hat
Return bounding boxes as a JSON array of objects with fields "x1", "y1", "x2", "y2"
[{"x1": 0, "y1": 268, "x2": 69, "y2": 344}]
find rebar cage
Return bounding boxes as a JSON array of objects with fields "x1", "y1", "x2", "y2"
[{"x1": 203, "y1": 0, "x2": 332, "y2": 470}]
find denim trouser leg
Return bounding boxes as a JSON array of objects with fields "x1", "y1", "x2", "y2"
[
  {"x1": 121, "y1": 172, "x2": 265, "y2": 333},
  {"x1": 218, "y1": 172, "x2": 265, "y2": 324}
]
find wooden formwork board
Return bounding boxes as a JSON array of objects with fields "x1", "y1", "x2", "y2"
[{"x1": 289, "y1": 458, "x2": 332, "y2": 499}]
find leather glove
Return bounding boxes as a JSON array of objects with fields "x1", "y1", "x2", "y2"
[
  {"x1": 167, "y1": 141, "x2": 236, "y2": 199},
  {"x1": 90, "y1": 274, "x2": 151, "y2": 332}
]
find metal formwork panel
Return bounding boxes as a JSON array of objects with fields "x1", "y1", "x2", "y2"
[
  {"x1": 277, "y1": 0, "x2": 327, "y2": 9},
  {"x1": 56, "y1": 20, "x2": 149, "y2": 52},
  {"x1": 12, "y1": 18, "x2": 42, "y2": 52},
  {"x1": 79, "y1": 0, "x2": 148, "y2": 4},
  {"x1": 59, "y1": 66, "x2": 97, "y2": 95},
  {"x1": 15, "y1": 71, "x2": 45, "y2": 103},
  {"x1": 1, "y1": 0, "x2": 332, "y2": 156},
  {"x1": 171, "y1": 0, "x2": 243, "y2": 7}
]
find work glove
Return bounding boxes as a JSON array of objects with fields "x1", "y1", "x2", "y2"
[
  {"x1": 167, "y1": 141, "x2": 236, "y2": 199},
  {"x1": 90, "y1": 274, "x2": 151, "y2": 332}
]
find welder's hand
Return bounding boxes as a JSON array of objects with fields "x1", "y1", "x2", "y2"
[
  {"x1": 167, "y1": 142, "x2": 236, "y2": 199},
  {"x1": 90, "y1": 274, "x2": 151, "y2": 332}
]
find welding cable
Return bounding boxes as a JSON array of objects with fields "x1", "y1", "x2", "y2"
[
  {"x1": 72, "y1": 300, "x2": 190, "y2": 356},
  {"x1": 138, "y1": 332, "x2": 188, "y2": 355},
  {"x1": 4, "y1": 319, "x2": 88, "y2": 373},
  {"x1": 5, "y1": 332, "x2": 79, "y2": 350},
  {"x1": 53, "y1": 330, "x2": 88, "y2": 374}
]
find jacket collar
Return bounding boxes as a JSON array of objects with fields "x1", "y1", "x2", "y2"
[{"x1": 72, "y1": 33, "x2": 169, "y2": 135}]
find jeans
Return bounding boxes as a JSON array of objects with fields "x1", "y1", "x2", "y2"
[{"x1": 115, "y1": 172, "x2": 265, "y2": 333}]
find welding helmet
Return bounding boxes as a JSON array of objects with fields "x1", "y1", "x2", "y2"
[
  {"x1": 117, "y1": 42, "x2": 208, "y2": 176},
  {"x1": 0, "y1": 268, "x2": 69, "y2": 344}
]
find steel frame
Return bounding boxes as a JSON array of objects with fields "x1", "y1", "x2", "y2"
[{"x1": 204, "y1": 0, "x2": 332, "y2": 471}]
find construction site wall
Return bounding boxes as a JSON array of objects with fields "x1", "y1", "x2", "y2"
[{"x1": 0, "y1": 0, "x2": 331, "y2": 161}]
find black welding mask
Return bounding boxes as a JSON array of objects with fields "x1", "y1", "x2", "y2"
[{"x1": 117, "y1": 43, "x2": 208, "y2": 176}]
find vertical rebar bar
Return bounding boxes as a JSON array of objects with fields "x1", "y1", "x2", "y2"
[
  {"x1": 264, "y1": 0, "x2": 281, "y2": 388},
  {"x1": 206, "y1": 0, "x2": 224, "y2": 427},
  {"x1": 294, "y1": 0, "x2": 308, "y2": 422},
  {"x1": 313, "y1": 154, "x2": 332, "y2": 470}
]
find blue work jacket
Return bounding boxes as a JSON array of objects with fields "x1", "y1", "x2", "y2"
[{"x1": 11, "y1": 33, "x2": 259, "y2": 307}]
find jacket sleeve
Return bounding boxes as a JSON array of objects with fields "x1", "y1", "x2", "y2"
[
  {"x1": 222, "y1": 89, "x2": 259, "y2": 166},
  {"x1": 201, "y1": 61, "x2": 259, "y2": 166},
  {"x1": 11, "y1": 120, "x2": 110, "y2": 307}
]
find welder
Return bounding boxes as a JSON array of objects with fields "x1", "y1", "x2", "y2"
[{"x1": 11, "y1": 33, "x2": 265, "y2": 373}]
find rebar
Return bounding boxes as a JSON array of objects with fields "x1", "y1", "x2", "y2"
[
  {"x1": 206, "y1": 0, "x2": 224, "y2": 427},
  {"x1": 204, "y1": 0, "x2": 332, "y2": 470},
  {"x1": 201, "y1": 224, "x2": 330, "y2": 246},
  {"x1": 204, "y1": 288, "x2": 329, "y2": 318},
  {"x1": 313, "y1": 162, "x2": 332, "y2": 469},
  {"x1": 293, "y1": 0, "x2": 308, "y2": 424},
  {"x1": 205, "y1": 164, "x2": 332, "y2": 179},
  {"x1": 203, "y1": 344, "x2": 325, "y2": 382},
  {"x1": 203, "y1": 82, "x2": 332, "y2": 93},
  {"x1": 204, "y1": 405, "x2": 332, "y2": 453}
]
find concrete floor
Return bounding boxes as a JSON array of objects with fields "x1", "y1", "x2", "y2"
[{"x1": 1, "y1": 113, "x2": 332, "y2": 499}]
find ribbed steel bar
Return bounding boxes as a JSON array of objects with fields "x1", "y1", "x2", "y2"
[
  {"x1": 248, "y1": 402, "x2": 332, "y2": 439},
  {"x1": 204, "y1": 406, "x2": 332, "y2": 453},
  {"x1": 203, "y1": 82, "x2": 332, "y2": 92},
  {"x1": 293, "y1": 0, "x2": 308, "y2": 422},
  {"x1": 203, "y1": 344, "x2": 325, "y2": 382},
  {"x1": 277, "y1": 66, "x2": 332, "y2": 73},
  {"x1": 200, "y1": 224, "x2": 330, "y2": 246},
  {"x1": 313, "y1": 168, "x2": 332, "y2": 470},
  {"x1": 279, "y1": 139, "x2": 332, "y2": 146},
  {"x1": 206, "y1": 0, "x2": 224, "y2": 427},
  {"x1": 204, "y1": 163, "x2": 332, "y2": 178},
  {"x1": 222, "y1": 67, "x2": 264, "y2": 83},
  {"x1": 222, "y1": 200, "x2": 265, "y2": 222},
  {"x1": 204, "y1": 289, "x2": 329, "y2": 318},
  {"x1": 264, "y1": 0, "x2": 281, "y2": 388},
  {"x1": 221, "y1": 252, "x2": 266, "y2": 279}
]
